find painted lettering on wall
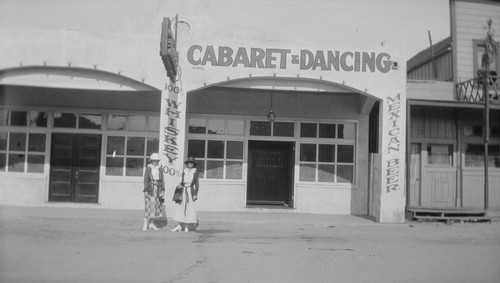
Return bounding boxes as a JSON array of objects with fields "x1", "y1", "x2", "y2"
[
  {"x1": 187, "y1": 45, "x2": 393, "y2": 73},
  {"x1": 386, "y1": 93, "x2": 401, "y2": 154},
  {"x1": 385, "y1": 93, "x2": 402, "y2": 193},
  {"x1": 163, "y1": 87, "x2": 181, "y2": 165}
]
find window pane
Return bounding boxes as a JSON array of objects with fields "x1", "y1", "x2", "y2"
[
  {"x1": 188, "y1": 119, "x2": 206, "y2": 134},
  {"x1": 106, "y1": 157, "x2": 123, "y2": 175},
  {"x1": 206, "y1": 160, "x2": 223, "y2": 179},
  {"x1": 300, "y1": 123, "x2": 317, "y2": 138},
  {"x1": 464, "y1": 125, "x2": 482, "y2": 137},
  {"x1": 318, "y1": 164, "x2": 335, "y2": 182},
  {"x1": 108, "y1": 114, "x2": 127, "y2": 130},
  {"x1": 464, "y1": 144, "x2": 499, "y2": 167},
  {"x1": 148, "y1": 116, "x2": 160, "y2": 132},
  {"x1": 299, "y1": 164, "x2": 316, "y2": 181},
  {"x1": 273, "y1": 122, "x2": 294, "y2": 137},
  {"x1": 0, "y1": 153, "x2": 6, "y2": 171},
  {"x1": 8, "y1": 154, "x2": 24, "y2": 172},
  {"x1": 208, "y1": 119, "x2": 225, "y2": 135},
  {"x1": 491, "y1": 126, "x2": 500, "y2": 137},
  {"x1": 196, "y1": 160, "x2": 205, "y2": 178},
  {"x1": 300, "y1": 144, "x2": 316, "y2": 162},
  {"x1": 227, "y1": 120, "x2": 244, "y2": 135},
  {"x1": 128, "y1": 115, "x2": 147, "y2": 131},
  {"x1": 28, "y1": 134, "x2": 46, "y2": 152},
  {"x1": 338, "y1": 123, "x2": 355, "y2": 139},
  {"x1": 126, "y1": 157, "x2": 144, "y2": 176},
  {"x1": 0, "y1": 110, "x2": 8, "y2": 126},
  {"x1": 207, "y1": 140, "x2": 224, "y2": 158},
  {"x1": 226, "y1": 141, "x2": 243, "y2": 159},
  {"x1": 490, "y1": 145, "x2": 500, "y2": 168},
  {"x1": 338, "y1": 145, "x2": 354, "y2": 163},
  {"x1": 337, "y1": 165, "x2": 354, "y2": 183},
  {"x1": 319, "y1": 123, "x2": 336, "y2": 138},
  {"x1": 250, "y1": 121, "x2": 271, "y2": 136},
  {"x1": 226, "y1": 161, "x2": 242, "y2": 179},
  {"x1": 465, "y1": 144, "x2": 483, "y2": 167},
  {"x1": 126, "y1": 137, "x2": 145, "y2": 156},
  {"x1": 54, "y1": 112, "x2": 77, "y2": 128},
  {"x1": 427, "y1": 145, "x2": 452, "y2": 165},
  {"x1": 28, "y1": 111, "x2": 47, "y2": 127},
  {"x1": 27, "y1": 155, "x2": 44, "y2": 173},
  {"x1": 318, "y1": 144, "x2": 335, "y2": 162},
  {"x1": 0, "y1": 132, "x2": 7, "y2": 150},
  {"x1": 188, "y1": 140, "x2": 205, "y2": 158},
  {"x1": 107, "y1": 136, "x2": 125, "y2": 155},
  {"x1": 146, "y1": 137, "x2": 159, "y2": 156},
  {"x1": 79, "y1": 114, "x2": 102, "y2": 129},
  {"x1": 9, "y1": 133, "x2": 26, "y2": 151},
  {"x1": 10, "y1": 111, "x2": 27, "y2": 126}
]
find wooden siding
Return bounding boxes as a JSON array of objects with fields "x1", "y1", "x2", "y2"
[
  {"x1": 407, "y1": 52, "x2": 453, "y2": 81},
  {"x1": 454, "y1": 1, "x2": 500, "y2": 82},
  {"x1": 410, "y1": 107, "x2": 456, "y2": 140}
]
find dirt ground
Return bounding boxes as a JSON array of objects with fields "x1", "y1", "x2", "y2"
[{"x1": 1, "y1": 206, "x2": 499, "y2": 283}]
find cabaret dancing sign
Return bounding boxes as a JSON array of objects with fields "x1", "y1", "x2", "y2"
[{"x1": 187, "y1": 45, "x2": 394, "y2": 73}]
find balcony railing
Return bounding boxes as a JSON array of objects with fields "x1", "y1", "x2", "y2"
[{"x1": 456, "y1": 75, "x2": 500, "y2": 103}]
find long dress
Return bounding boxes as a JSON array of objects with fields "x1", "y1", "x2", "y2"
[
  {"x1": 172, "y1": 168, "x2": 198, "y2": 224},
  {"x1": 144, "y1": 164, "x2": 164, "y2": 219}
]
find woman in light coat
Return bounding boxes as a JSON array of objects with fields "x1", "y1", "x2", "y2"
[
  {"x1": 143, "y1": 153, "x2": 165, "y2": 231},
  {"x1": 171, "y1": 157, "x2": 199, "y2": 232}
]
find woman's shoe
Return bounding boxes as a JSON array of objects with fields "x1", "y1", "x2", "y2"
[
  {"x1": 170, "y1": 225, "x2": 182, "y2": 232},
  {"x1": 149, "y1": 223, "x2": 160, "y2": 231}
]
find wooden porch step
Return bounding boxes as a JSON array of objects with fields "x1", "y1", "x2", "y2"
[{"x1": 407, "y1": 207, "x2": 491, "y2": 223}]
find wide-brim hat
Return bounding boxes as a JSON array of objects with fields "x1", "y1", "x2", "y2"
[
  {"x1": 150, "y1": 153, "x2": 161, "y2": 160},
  {"x1": 184, "y1": 157, "x2": 197, "y2": 166}
]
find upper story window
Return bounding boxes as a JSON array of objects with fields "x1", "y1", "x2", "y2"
[{"x1": 473, "y1": 39, "x2": 500, "y2": 81}]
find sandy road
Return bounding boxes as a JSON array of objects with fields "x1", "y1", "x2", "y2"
[{"x1": 1, "y1": 206, "x2": 499, "y2": 283}]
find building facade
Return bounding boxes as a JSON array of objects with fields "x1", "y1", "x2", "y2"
[
  {"x1": 406, "y1": 0, "x2": 500, "y2": 214},
  {"x1": 1, "y1": 2, "x2": 408, "y2": 223}
]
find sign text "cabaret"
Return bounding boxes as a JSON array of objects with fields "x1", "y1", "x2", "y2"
[{"x1": 187, "y1": 45, "x2": 393, "y2": 73}]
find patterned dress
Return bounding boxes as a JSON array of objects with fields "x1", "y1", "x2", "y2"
[
  {"x1": 143, "y1": 164, "x2": 164, "y2": 218},
  {"x1": 172, "y1": 168, "x2": 198, "y2": 223}
]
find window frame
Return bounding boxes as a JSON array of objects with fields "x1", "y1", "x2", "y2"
[
  {"x1": 0, "y1": 109, "x2": 49, "y2": 174},
  {"x1": 187, "y1": 117, "x2": 245, "y2": 180}
]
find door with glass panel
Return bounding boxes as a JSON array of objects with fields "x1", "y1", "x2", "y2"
[
  {"x1": 49, "y1": 133, "x2": 102, "y2": 203},
  {"x1": 247, "y1": 140, "x2": 294, "y2": 206},
  {"x1": 421, "y1": 143, "x2": 456, "y2": 207}
]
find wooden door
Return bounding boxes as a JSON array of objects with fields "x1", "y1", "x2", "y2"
[
  {"x1": 49, "y1": 133, "x2": 101, "y2": 203},
  {"x1": 421, "y1": 144, "x2": 456, "y2": 208},
  {"x1": 409, "y1": 143, "x2": 421, "y2": 207},
  {"x1": 247, "y1": 141, "x2": 294, "y2": 206}
]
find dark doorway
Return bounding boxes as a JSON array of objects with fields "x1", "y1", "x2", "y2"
[
  {"x1": 247, "y1": 140, "x2": 294, "y2": 207},
  {"x1": 49, "y1": 133, "x2": 102, "y2": 203}
]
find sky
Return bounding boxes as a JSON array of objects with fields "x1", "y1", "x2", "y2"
[{"x1": 0, "y1": 0, "x2": 450, "y2": 58}]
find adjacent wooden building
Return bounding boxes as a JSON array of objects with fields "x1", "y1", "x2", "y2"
[{"x1": 406, "y1": 0, "x2": 500, "y2": 216}]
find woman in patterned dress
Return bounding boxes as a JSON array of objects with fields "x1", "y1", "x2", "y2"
[
  {"x1": 142, "y1": 153, "x2": 165, "y2": 231},
  {"x1": 171, "y1": 157, "x2": 199, "y2": 232}
]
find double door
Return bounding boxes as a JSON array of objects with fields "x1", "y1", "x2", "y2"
[{"x1": 49, "y1": 133, "x2": 101, "y2": 203}]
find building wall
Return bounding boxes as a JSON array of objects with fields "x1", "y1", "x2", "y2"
[
  {"x1": 454, "y1": 0, "x2": 500, "y2": 82},
  {"x1": 407, "y1": 81, "x2": 455, "y2": 101}
]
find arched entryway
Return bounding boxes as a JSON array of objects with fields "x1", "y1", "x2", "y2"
[
  {"x1": 0, "y1": 66, "x2": 161, "y2": 204},
  {"x1": 184, "y1": 76, "x2": 380, "y2": 213}
]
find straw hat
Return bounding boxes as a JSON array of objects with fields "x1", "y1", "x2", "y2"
[{"x1": 149, "y1": 153, "x2": 161, "y2": 160}]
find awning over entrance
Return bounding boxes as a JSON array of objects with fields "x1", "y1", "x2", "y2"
[{"x1": 0, "y1": 85, "x2": 161, "y2": 111}]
